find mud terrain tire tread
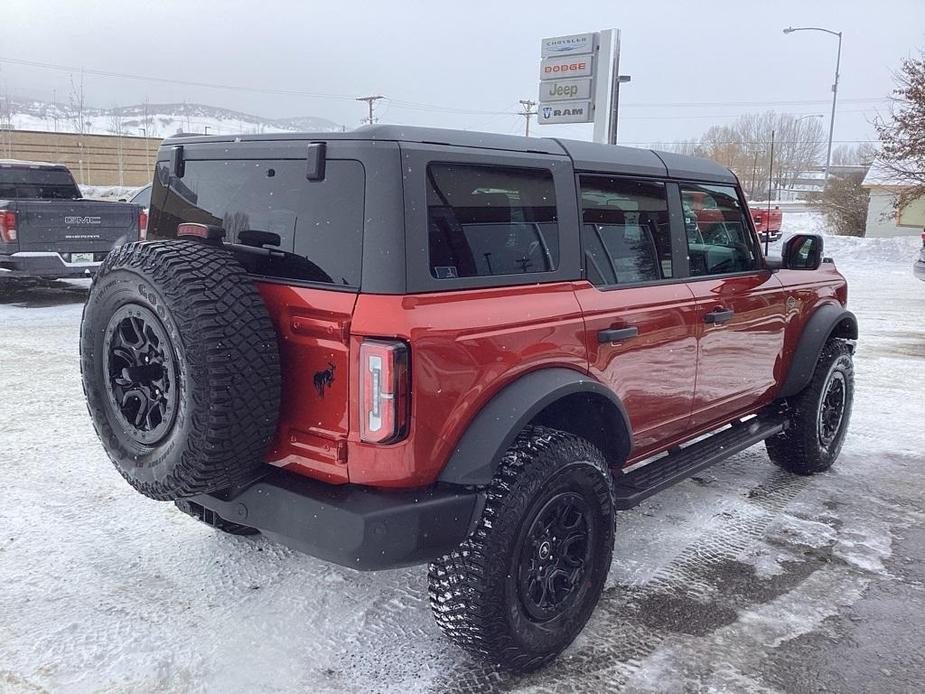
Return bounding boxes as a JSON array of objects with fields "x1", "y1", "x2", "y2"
[
  {"x1": 80, "y1": 240, "x2": 281, "y2": 500},
  {"x1": 428, "y1": 425, "x2": 615, "y2": 672},
  {"x1": 766, "y1": 339, "x2": 854, "y2": 475}
]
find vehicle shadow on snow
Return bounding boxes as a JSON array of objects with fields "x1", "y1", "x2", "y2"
[{"x1": 0, "y1": 278, "x2": 90, "y2": 308}]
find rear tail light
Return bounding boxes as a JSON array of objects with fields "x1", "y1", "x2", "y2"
[
  {"x1": 360, "y1": 339, "x2": 410, "y2": 444},
  {"x1": 139, "y1": 209, "x2": 148, "y2": 240},
  {"x1": 0, "y1": 210, "x2": 17, "y2": 243}
]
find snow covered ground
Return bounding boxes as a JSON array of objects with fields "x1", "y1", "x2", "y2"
[{"x1": 1, "y1": 213, "x2": 924, "y2": 693}]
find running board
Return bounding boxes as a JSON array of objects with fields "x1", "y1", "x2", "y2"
[{"x1": 612, "y1": 417, "x2": 786, "y2": 510}]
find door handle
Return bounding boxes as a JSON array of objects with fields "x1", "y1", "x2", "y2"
[
  {"x1": 704, "y1": 308, "x2": 735, "y2": 324},
  {"x1": 598, "y1": 326, "x2": 639, "y2": 343}
]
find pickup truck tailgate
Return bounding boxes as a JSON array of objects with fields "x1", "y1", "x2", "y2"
[{"x1": 14, "y1": 200, "x2": 138, "y2": 253}]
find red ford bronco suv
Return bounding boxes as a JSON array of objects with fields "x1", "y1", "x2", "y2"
[{"x1": 80, "y1": 126, "x2": 856, "y2": 671}]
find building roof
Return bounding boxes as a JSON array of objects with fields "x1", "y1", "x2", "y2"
[
  {"x1": 862, "y1": 159, "x2": 919, "y2": 189},
  {"x1": 164, "y1": 124, "x2": 736, "y2": 184}
]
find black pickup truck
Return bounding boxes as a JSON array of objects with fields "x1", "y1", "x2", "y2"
[{"x1": 0, "y1": 160, "x2": 143, "y2": 280}]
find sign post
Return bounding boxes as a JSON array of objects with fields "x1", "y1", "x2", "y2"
[{"x1": 537, "y1": 29, "x2": 621, "y2": 144}]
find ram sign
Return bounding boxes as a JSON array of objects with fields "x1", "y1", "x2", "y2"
[{"x1": 537, "y1": 101, "x2": 593, "y2": 125}]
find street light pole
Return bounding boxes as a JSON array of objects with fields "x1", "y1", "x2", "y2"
[{"x1": 783, "y1": 26, "x2": 842, "y2": 182}]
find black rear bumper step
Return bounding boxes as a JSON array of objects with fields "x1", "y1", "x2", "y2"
[
  {"x1": 190, "y1": 468, "x2": 484, "y2": 571},
  {"x1": 613, "y1": 416, "x2": 786, "y2": 509}
]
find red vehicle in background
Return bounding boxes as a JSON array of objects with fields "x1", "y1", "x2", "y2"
[
  {"x1": 751, "y1": 205, "x2": 783, "y2": 242},
  {"x1": 685, "y1": 190, "x2": 783, "y2": 243}
]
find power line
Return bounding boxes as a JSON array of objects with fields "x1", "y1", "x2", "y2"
[{"x1": 0, "y1": 56, "x2": 892, "y2": 116}]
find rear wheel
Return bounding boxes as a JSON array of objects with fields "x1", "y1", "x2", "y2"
[
  {"x1": 428, "y1": 426, "x2": 615, "y2": 672},
  {"x1": 766, "y1": 339, "x2": 854, "y2": 474}
]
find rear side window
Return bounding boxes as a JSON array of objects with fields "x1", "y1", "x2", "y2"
[
  {"x1": 427, "y1": 163, "x2": 559, "y2": 279},
  {"x1": 149, "y1": 158, "x2": 364, "y2": 287},
  {"x1": 0, "y1": 167, "x2": 81, "y2": 200},
  {"x1": 579, "y1": 177, "x2": 672, "y2": 286},
  {"x1": 682, "y1": 184, "x2": 759, "y2": 277}
]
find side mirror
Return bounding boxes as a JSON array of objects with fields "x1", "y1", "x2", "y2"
[{"x1": 782, "y1": 233, "x2": 823, "y2": 270}]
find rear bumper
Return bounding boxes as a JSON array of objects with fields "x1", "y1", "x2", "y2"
[
  {"x1": 759, "y1": 231, "x2": 782, "y2": 242},
  {"x1": 0, "y1": 251, "x2": 103, "y2": 278},
  {"x1": 915, "y1": 259, "x2": 925, "y2": 282},
  {"x1": 190, "y1": 467, "x2": 484, "y2": 570}
]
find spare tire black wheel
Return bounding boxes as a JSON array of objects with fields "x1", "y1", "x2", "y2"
[{"x1": 80, "y1": 240, "x2": 281, "y2": 500}]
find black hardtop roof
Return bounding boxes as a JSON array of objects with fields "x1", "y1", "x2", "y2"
[{"x1": 164, "y1": 124, "x2": 736, "y2": 184}]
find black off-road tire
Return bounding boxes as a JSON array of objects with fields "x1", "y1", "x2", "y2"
[
  {"x1": 80, "y1": 240, "x2": 281, "y2": 500},
  {"x1": 174, "y1": 499, "x2": 260, "y2": 536},
  {"x1": 766, "y1": 339, "x2": 854, "y2": 475},
  {"x1": 428, "y1": 426, "x2": 615, "y2": 672}
]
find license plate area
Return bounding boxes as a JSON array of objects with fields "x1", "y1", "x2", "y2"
[{"x1": 70, "y1": 253, "x2": 96, "y2": 264}]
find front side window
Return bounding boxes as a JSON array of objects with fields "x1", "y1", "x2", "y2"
[
  {"x1": 580, "y1": 177, "x2": 672, "y2": 286},
  {"x1": 149, "y1": 158, "x2": 364, "y2": 287},
  {"x1": 427, "y1": 163, "x2": 558, "y2": 279},
  {"x1": 682, "y1": 184, "x2": 759, "y2": 277}
]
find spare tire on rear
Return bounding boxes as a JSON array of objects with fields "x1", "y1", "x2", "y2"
[{"x1": 80, "y1": 240, "x2": 281, "y2": 500}]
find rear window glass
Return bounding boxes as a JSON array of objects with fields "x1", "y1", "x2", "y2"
[
  {"x1": 148, "y1": 158, "x2": 364, "y2": 287},
  {"x1": 427, "y1": 163, "x2": 558, "y2": 279},
  {"x1": 0, "y1": 167, "x2": 81, "y2": 199}
]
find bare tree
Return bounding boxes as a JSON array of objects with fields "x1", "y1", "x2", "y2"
[
  {"x1": 874, "y1": 49, "x2": 925, "y2": 212},
  {"x1": 830, "y1": 143, "x2": 877, "y2": 167},
  {"x1": 108, "y1": 107, "x2": 126, "y2": 186},
  {"x1": 683, "y1": 111, "x2": 825, "y2": 200}
]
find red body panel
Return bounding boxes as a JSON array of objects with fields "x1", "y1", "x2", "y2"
[
  {"x1": 347, "y1": 283, "x2": 587, "y2": 487},
  {"x1": 573, "y1": 281, "x2": 700, "y2": 454},
  {"x1": 257, "y1": 263, "x2": 847, "y2": 488},
  {"x1": 255, "y1": 282, "x2": 357, "y2": 483},
  {"x1": 686, "y1": 272, "x2": 787, "y2": 429}
]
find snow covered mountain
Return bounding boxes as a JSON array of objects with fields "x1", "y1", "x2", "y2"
[{"x1": 0, "y1": 98, "x2": 344, "y2": 138}]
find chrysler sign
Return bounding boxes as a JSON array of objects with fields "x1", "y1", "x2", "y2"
[{"x1": 540, "y1": 32, "x2": 595, "y2": 58}]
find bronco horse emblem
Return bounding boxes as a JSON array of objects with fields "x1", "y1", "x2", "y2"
[{"x1": 313, "y1": 362, "x2": 336, "y2": 398}]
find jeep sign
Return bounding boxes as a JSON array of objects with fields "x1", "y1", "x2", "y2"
[
  {"x1": 537, "y1": 101, "x2": 593, "y2": 125},
  {"x1": 540, "y1": 78, "x2": 593, "y2": 102}
]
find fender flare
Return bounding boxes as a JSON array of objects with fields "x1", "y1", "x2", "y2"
[
  {"x1": 779, "y1": 304, "x2": 857, "y2": 399},
  {"x1": 438, "y1": 368, "x2": 632, "y2": 486}
]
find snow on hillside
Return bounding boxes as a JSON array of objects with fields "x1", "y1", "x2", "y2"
[{"x1": 1, "y1": 98, "x2": 344, "y2": 138}]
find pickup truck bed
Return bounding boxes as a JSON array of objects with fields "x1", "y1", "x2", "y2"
[{"x1": 0, "y1": 160, "x2": 141, "y2": 280}]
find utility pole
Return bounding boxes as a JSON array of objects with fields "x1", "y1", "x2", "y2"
[
  {"x1": 356, "y1": 95, "x2": 384, "y2": 125},
  {"x1": 518, "y1": 99, "x2": 536, "y2": 137}
]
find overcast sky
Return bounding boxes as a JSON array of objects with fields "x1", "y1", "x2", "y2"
[{"x1": 3, "y1": 0, "x2": 924, "y2": 146}]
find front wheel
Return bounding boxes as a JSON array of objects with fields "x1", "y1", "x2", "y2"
[
  {"x1": 428, "y1": 426, "x2": 615, "y2": 672},
  {"x1": 767, "y1": 339, "x2": 854, "y2": 474}
]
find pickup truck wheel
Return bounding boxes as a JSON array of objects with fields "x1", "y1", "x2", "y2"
[
  {"x1": 766, "y1": 339, "x2": 854, "y2": 474},
  {"x1": 428, "y1": 426, "x2": 615, "y2": 672},
  {"x1": 80, "y1": 240, "x2": 281, "y2": 501}
]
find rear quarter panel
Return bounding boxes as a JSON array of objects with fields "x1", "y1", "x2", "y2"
[{"x1": 347, "y1": 283, "x2": 587, "y2": 487}]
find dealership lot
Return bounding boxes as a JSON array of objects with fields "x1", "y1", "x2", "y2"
[{"x1": 1, "y1": 216, "x2": 924, "y2": 693}]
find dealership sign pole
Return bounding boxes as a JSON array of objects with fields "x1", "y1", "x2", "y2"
[{"x1": 537, "y1": 29, "x2": 620, "y2": 144}]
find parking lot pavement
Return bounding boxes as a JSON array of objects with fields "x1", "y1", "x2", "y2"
[{"x1": 1, "y1": 233, "x2": 924, "y2": 693}]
